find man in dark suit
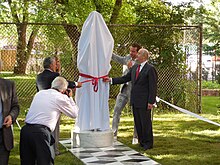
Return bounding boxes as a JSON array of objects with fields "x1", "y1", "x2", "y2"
[
  {"x1": 36, "y1": 56, "x2": 79, "y2": 91},
  {"x1": 104, "y1": 48, "x2": 158, "y2": 150},
  {"x1": 36, "y1": 56, "x2": 82, "y2": 155},
  {"x1": 0, "y1": 60, "x2": 20, "y2": 164},
  {"x1": 36, "y1": 56, "x2": 60, "y2": 91}
]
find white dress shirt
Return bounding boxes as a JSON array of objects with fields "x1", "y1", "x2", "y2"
[
  {"x1": 25, "y1": 89, "x2": 79, "y2": 132},
  {"x1": 139, "y1": 60, "x2": 148, "y2": 72}
]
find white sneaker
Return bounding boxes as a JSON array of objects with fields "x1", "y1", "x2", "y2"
[
  {"x1": 113, "y1": 136, "x2": 117, "y2": 140},
  {"x1": 132, "y1": 138, "x2": 138, "y2": 144}
]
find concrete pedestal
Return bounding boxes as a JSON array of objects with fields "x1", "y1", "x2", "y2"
[{"x1": 71, "y1": 129, "x2": 113, "y2": 148}]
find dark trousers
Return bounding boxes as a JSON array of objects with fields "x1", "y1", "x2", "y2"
[
  {"x1": 52, "y1": 116, "x2": 60, "y2": 155},
  {"x1": 0, "y1": 129, "x2": 10, "y2": 165},
  {"x1": 20, "y1": 124, "x2": 55, "y2": 165},
  {"x1": 132, "y1": 106, "x2": 153, "y2": 147}
]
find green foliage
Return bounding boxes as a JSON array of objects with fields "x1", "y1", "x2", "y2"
[
  {"x1": 203, "y1": 0, "x2": 220, "y2": 46},
  {"x1": 130, "y1": 0, "x2": 185, "y2": 24},
  {"x1": 186, "y1": 0, "x2": 220, "y2": 54},
  {"x1": 125, "y1": 0, "x2": 187, "y2": 70},
  {"x1": 120, "y1": 0, "x2": 193, "y2": 112},
  {"x1": 47, "y1": 0, "x2": 96, "y2": 24},
  {"x1": 1, "y1": 0, "x2": 189, "y2": 74},
  {"x1": 157, "y1": 67, "x2": 197, "y2": 112},
  {"x1": 202, "y1": 81, "x2": 220, "y2": 89}
]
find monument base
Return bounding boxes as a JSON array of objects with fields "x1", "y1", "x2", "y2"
[{"x1": 71, "y1": 129, "x2": 113, "y2": 148}]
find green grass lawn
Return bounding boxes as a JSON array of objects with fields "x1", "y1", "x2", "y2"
[
  {"x1": 9, "y1": 96, "x2": 220, "y2": 165},
  {"x1": 202, "y1": 96, "x2": 220, "y2": 115}
]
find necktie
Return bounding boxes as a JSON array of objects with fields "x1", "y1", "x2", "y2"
[{"x1": 136, "y1": 65, "x2": 140, "y2": 80}]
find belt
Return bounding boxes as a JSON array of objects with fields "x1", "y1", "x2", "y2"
[{"x1": 26, "y1": 123, "x2": 51, "y2": 132}]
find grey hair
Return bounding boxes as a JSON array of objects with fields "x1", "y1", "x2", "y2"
[
  {"x1": 51, "y1": 76, "x2": 68, "y2": 91},
  {"x1": 140, "y1": 48, "x2": 150, "y2": 58},
  {"x1": 43, "y1": 57, "x2": 56, "y2": 69}
]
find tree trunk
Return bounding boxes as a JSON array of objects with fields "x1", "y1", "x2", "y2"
[
  {"x1": 109, "y1": 0, "x2": 122, "y2": 24},
  {"x1": 93, "y1": 0, "x2": 102, "y2": 13},
  {"x1": 63, "y1": 24, "x2": 80, "y2": 63},
  {"x1": 14, "y1": 24, "x2": 38, "y2": 74},
  {"x1": 14, "y1": 23, "x2": 27, "y2": 74}
]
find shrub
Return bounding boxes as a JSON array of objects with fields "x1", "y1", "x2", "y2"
[{"x1": 202, "y1": 81, "x2": 220, "y2": 89}]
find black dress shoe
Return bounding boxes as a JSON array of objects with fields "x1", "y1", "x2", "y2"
[{"x1": 143, "y1": 145, "x2": 153, "y2": 150}]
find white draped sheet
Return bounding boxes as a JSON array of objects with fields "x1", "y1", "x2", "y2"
[{"x1": 75, "y1": 11, "x2": 114, "y2": 132}]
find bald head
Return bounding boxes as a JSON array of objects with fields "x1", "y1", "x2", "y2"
[{"x1": 136, "y1": 48, "x2": 150, "y2": 63}]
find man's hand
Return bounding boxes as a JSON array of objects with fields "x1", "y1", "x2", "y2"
[
  {"x1": 103, "y1": 76, "x2": 111, "y2": 82},
  {"x1": 76, "y1": 82, "x2": 82, "y2": 88},
  {"x1": 147, "y1": 103, "x2": 153, "y2": 110},
  {"x1": 65, "y1": 88, "x2": 73, "y2": 97},
  {"x1": 3, "y1": 115, "x2": 12, "y2": 128},
  {"x1": 68, "y1": 88, "x2": 73, "y2": 97},
  {"x1": 127, "y1": 60, "x2": 133, "y2": 69}
]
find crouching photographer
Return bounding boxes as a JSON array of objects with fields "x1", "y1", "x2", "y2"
[{"x1": 20, "y1": 76, "x2": 79, "y2": 165}]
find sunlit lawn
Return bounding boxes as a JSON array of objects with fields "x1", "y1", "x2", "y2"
[
  {"x1": 202, "y1": 96, "x2": 220, "y2": 115},
  {"x1": 9, "y1": 96, "x2": 220, "y2": 165},
  {"x1": 121, "y1": 114, "x2": 220, "y2": 165}
]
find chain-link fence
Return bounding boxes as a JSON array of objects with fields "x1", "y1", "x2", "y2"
[{"x1": 0, "y1": 23, "x2": 202, "y2": 115}]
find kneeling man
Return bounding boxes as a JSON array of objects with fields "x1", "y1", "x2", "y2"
[{"x1": 20, "y1": 76, "x2": 79, "y2": 165}]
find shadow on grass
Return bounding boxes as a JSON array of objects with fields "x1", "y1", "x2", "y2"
[{"x1": 117, "y1": 115, "x2": 220, "y2": 165}]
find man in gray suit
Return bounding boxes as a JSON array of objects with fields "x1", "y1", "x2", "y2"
[
  {"x1": 112, "y1": 43, "x2": 141, "y2": 143},
  {"x1": 0, "y1": 60, "x2": 20, "y2": 165},
  {"x1": 104, "y1": 48, "x2": 158, "y2": 150}
]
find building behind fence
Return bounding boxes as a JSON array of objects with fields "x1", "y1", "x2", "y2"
[{"x1": 0, "y1": 23, "x2": 202, "y2": 114}]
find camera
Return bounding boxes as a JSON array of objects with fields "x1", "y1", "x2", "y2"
[{"x1": 65, "y1": 89, "x2": 71, "y2": 97}]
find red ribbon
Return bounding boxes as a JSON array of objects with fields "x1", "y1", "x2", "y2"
[{"x1": 79, "y1": 73, "x2": 108, "y2": 92}]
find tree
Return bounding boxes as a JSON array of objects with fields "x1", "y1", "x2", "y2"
[
  {"x1": 0, "y1": 0, "x2": 196, "y2": 75},
  {"x1": 0, "y1": 0, "x2": 125, "y2": 74},
  {"x1": 203, "y1": 0, "x2": 220, "y2": 54},
  {"x1": 184, "y1": 0, "x2": 220, "y2": 54},
  {"x1": 130, "y1": 0, "x2": 186, "y2": 67},
  {"x1": 0, "y1": 0, "x2": 40, "y2": 74},
  {"x1": 126, "y1": 0, "x2": 197, "y2": 110}
]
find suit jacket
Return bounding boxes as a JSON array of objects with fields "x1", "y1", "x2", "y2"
[
  {"x1": 112, "y1": 53, "x2": 131, "y2": 76},
  {"x1": 0, "y1": 78, "x2": 20, "y2": 151},
  {"x1": 113, "y1": 62, "x2": 158, "y2": 108},
  {"x1": 112, "y1": 53, "x2": 133, "y2": 96},
  {"x1": 36, "y1": 69, "x2": 60, "y2": 91},
  {"x1": 36, "y1": 69, "x2": 76, "y2": 91}
]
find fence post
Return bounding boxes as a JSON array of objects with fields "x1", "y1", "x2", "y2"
[{"x1": 198, "y1": 23, "x2": 203, "y2": 113}]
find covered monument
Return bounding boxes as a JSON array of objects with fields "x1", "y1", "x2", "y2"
[{"x1": 72, "y1": 11, "x2": 114, "y2": 147}]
